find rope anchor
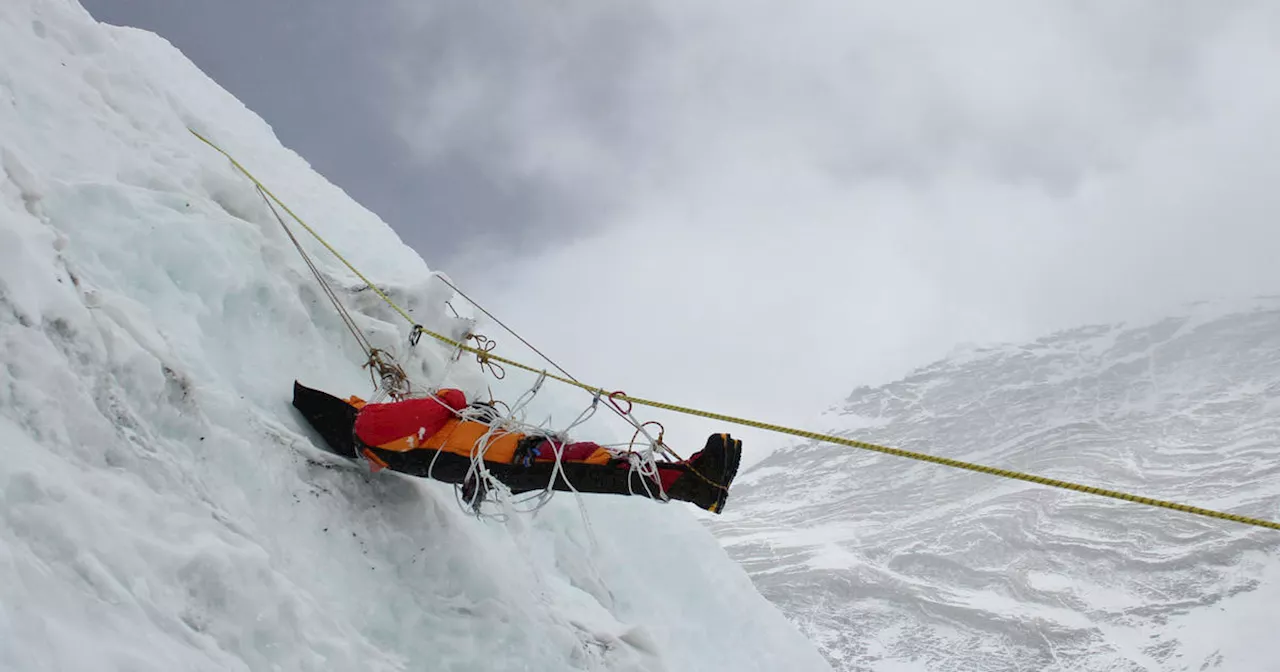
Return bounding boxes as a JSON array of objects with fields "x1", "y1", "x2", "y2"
[{"x1": 461, "y1": 333, "x2": 505, "y2": 379}]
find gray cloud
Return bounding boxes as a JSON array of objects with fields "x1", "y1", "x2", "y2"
[
  {"x1": 382, "y1": 1, "x2": 1280, "y2": 454},
  {"x1": 80, "y1": 0, "x2": 589, "y2": 260},
  {"x1": 382, "y1": 2, "x2": 665, "y2": 254}
]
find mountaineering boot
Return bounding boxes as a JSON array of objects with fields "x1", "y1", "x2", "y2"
[{"x1": 665, "y1": 433, "x2": 742, "y2": 514}]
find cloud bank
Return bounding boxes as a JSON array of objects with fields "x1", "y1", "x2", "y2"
[{"x1": 383, "y1": 2, "x2": 1280, "y2": 456}]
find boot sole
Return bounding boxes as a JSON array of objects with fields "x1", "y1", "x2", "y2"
[{"x1": 709, "y1": 440, "x2": 742, "y2": 514}]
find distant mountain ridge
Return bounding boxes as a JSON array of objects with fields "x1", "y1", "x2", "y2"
[{"x1": 711, "y1": 297, "x2": 1280, "y2": 671}]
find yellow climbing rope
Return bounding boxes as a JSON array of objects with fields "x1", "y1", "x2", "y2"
[{"x1": 190, "y1": 128, "x2": 1280, "y2": 533}]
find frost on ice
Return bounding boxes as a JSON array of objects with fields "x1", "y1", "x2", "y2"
[{"x1": 0, "y1": 2, "x2": 831, "y2": 670}]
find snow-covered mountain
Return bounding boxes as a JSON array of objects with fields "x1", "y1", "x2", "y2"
[
  {"x1": 0, "y1": 2, "x2": 831, "y2": 670},
  {"x1": 711, "y1": 298, "x2": 1280, "y2": 671}
]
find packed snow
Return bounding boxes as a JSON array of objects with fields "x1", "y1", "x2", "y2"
[
  {"x1": 0, "y1": 2, "x2": 831, "y2": 670},
  {"x1": 713, "y1": 300, "x2": 1280, "y2": 671}
]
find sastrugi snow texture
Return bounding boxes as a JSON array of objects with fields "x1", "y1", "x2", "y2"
[
  {"x1": 0, "y1": 2, "x2": 831, "y2": 670},
  {"x1": 711, "y1": 298, "x2": 1280, "y2": 671}
]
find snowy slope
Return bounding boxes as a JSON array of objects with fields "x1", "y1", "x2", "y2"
[
  {"x1": 0, "y1": 2, "x2": 831, "y2": 670},
  {"x1": 710, "y1": 297, "x2": 1280, "y2": 671}
]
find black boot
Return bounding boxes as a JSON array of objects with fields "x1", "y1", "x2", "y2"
[{"x1": 666, "y1": 433, "x2": 742, "y2": 513}]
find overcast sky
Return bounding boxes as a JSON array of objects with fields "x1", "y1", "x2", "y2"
[{"x1": 83, "y1": 1, "x2": 1280, "y2": 462}]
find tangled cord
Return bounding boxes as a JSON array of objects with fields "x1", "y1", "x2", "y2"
[
  {"x1": 438, "y1": 372, "x2": 664, "y2": 543},
  {"x1": 456, "y1": 371, "x2": 573, "y2": 519}
]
